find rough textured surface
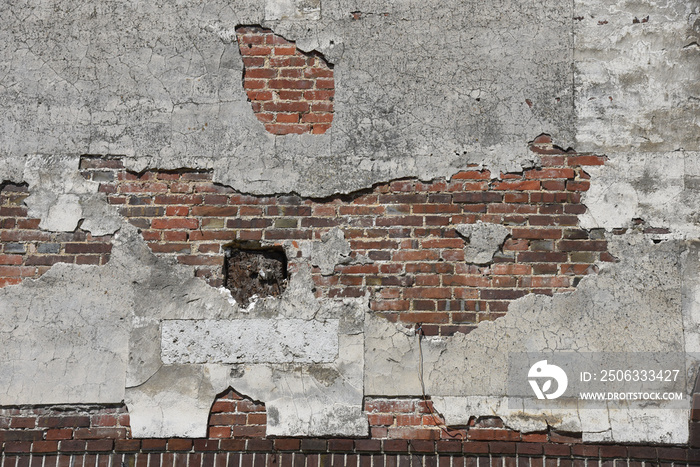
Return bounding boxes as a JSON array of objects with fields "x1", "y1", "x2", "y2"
[
  {"x1": 21, "y1": 155, "x2": 121, "y2": 235},
  {"x1": 365, "y1": 233, "x2": 688, "y2": 443},
  {"x1": 580, "y1": 151, "x2": 700, "y2": 236},
  {"x1": 455, "y1": 221, "x2": 511, "y2": 264},
  {"x1": 574, "y1": 0, "x2": 699, "y2": 152},
  {"x1": 1, "y1": 0, "x2": 699, "y2": 449},
  {"x1": 306, "y1": 227, "x2": 354, "y2": 275},
  {"x1": 161, "y1": 319, "x2": 339, "y2": 364},
  {"x1": 0, "y1": 0, "x2": 574, "y2": 196},
  {"x1": 225, "y1": 247, "x2": 288, "y2": 307}
]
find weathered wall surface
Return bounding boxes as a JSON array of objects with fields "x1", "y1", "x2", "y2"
[
  {"x1": 0, "y1": 0, "x2": 575, "y2": 195},
  {"x1": 1, "y1": 0, "x2": 700, "y2": 459}
]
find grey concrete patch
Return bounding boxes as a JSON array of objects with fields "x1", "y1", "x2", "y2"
[
  {"x1": 0, "y1": 0, "x2": 574, "y2": 196},
  {"x1": 456, "y1": 221, "x2": 510, "y2": 264},
  {"x1": 265, "y1": 0, "x2": 321, "y2": 21},
  {"x1": 125, "y1": 364, "x2": 230, "y2": 438},
  {"x1": 20, "y1": 155, "x2": 121, "y2": 234},
  {"x1": 580, "y1": 151, "x2": 700, "y2": 237},
  {"x1": 305, "y1": 227, "x2": 352, "y2": 275},
  {"x1": 574, "y1": 0, "x2": 700, "y2": 152},
  {"x1": 161, "y1": 319, "x2": 339, "y2": 364}
]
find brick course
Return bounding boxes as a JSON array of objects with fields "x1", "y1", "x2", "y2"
[
  {"x1": 61, "y1": 152, "x2": 611, "y2": 335},
  {"x1": 0, "y1": 182, "x2": 113, "y2": 287},
  {"x1": 236, "y1": 26, "x2": 334, "y2": 135},
  {"x1": 0, "y1": 151, "x2": 612, "y2": 335}
]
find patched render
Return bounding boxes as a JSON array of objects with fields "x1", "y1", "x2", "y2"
[{"x1": 0, "y1": 0, "x2": 698, "y2": 447}]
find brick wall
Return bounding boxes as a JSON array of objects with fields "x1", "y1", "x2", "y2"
[
  {"x1": 71, "y1": 147, "x2": 610, "y2": 335},
  {"x1": 1, "y1": 395, "x2": 697, "y2": 465},
  {"x1": 7, "y1": 148, "x2": 693, "y2": 464},
  {"x1": 0, "y1": 182, "x2": 112, "y2": 287},
  {"x1": 236, "y1": 26, "x2": 334, "y2": 135},
  {"x1": 1, "y1": 148, "x2": 611, "y2": 335}
]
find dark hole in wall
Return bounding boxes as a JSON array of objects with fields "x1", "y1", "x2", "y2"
[{"x1": 224, "y1": 242, "x2": 288, "y2": 307}]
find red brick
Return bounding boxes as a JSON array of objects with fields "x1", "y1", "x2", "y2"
[
  {"x1": 543, "y1": 444, "x2": 571, "y2": 456},
  {"x1": 301, "y1": 113, "x2": 333, "y2": 123},
  {"x1": 153, "y1": 194, "x2": 202, "y2": 205},
  {"x1": 525, "y1": 168, "x2": 575, "y2": 179},
  {"x1": 385, "y1": 427, "x2": 440, "y2": 440},
  {"x1": 269, "y1": 57, "x2": 307, "y2": 67},
  {"x1": 147, "y1": 243, "x2": 190, "y2": 253},
  {"x1": 280, "y1": 68, "x2": 303, "y2": 78},
  {"x1": 141, "y1": 439, "x2": 167, "y2": 451},
  {"x1": 165, "y1": 206, "x2": 190, "y2": 216},
  {"x1": 315, "y1": 79, "x2": 335, "y2": 89},
  {"x1": 208, "y1": 426, "x2": 231, "y2": 438},
  {"x1": 274, "y1": 439, "x2": 301, "y2": 451},
  {"x1": 273, "y1": 45, "x2": 297, "y2": 55},
  {"x1": 151, "y1": 218, "x2": 199, "y2": 230},
  {"x1": 73, "y1": 428, "x2": 126, "y2": 439},
  {"x1": 239, "y1": 46, "x2": 272, "y2": 56},
  {"x1": 276, "y1": 113, "x2": 300, "y2": 123},
  {"x1": 231, "y1": 425, "x2": 266, "y2": 438},
  {"x1": 268, "y1": 79, "x2": 314, "y2": 90},
  {"x1": 368, "y1": 414, "x2": 394, "y2": 426},
  {"x1": 304, "y1": 67, "x2": 334, "y2": 78},
  {"x1": 568, "y1": 155, "x2": 606, "y2": 166},
  {"x1": 304, "y1": 90, "x2": 335, "y2": 100},
  {"x1": 46, "y1": 429, "x2": 73, "y2": 440},
  {"x1": 398, "y1": 312, "x2": 449, "y2": 324},
  {"x1": 264, "y1": 124, "x2": 311, "y2": 135},
  {"x1": 263, "y1": 102, "x2": 309, "y2": 112},
  {"x1": 32, "y1": 441, "x2": 59, "y2": 453},
  {"x1": 115, "y1": 440, "x2": 141, "y2": 452},
  {"x1": 566, "y1": 180, "x2": 590, "y2": 191},
  {"x1": 492, "y1": 180, "x2": 541, "y2": 191},
  {"x1": 86, "y1": 439, "x2": 114, "y2": 451},
  {"x1": 59, "y1": 440, "x2": 87, "y2": 452},
  {"x1": 190, "y1": 206, "x2": 238, "y2": 217}
]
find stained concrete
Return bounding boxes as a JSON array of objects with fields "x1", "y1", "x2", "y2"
[
  {"x1": 0, "y1": 215, "x2": 366, "y2": 437},
  {"x1": 365, "y1": 232, "x2": 690, "y2": 443},
  {"x1": 0, "y1": 0, "x2": 575, "y2": 196},
  {"x1": 456, "y1": 222, "x2": 511, "y2": 264},
  {"x1": 304, "y1": 227, "x2": 372, "y2": 275},
  {"x1": 574, "y1": 0, "x2": 699, "y2": 152},
  {"x1": 580, "y1": 151, "x2": 700, "y2": 237},
  {"x1": 0, "y1": 0, "x2": 698, "y2": 444},
  {"x1": 18, "y1": 155, "x2": 121, "y2": 235},
  {"x1": 161, "y1": 319, "x2": 340, "y2": 364}
]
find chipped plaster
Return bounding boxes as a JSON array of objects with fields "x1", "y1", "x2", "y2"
[
  {"x1": 0, "y1": 0, "x2": 698, "y2": 445},
  {"x1": 365, "y1": 233, "x2": 691, "y2": 443}
]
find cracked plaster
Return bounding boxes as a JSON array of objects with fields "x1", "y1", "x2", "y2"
[
  {"x1": 0, "y1": 0, "x2": 575, "y2": 196},
  {"x1": 365, "y1": 233, "x2": 692, "y2": 443},
  {"x1": 0, "y1": 0, "x2": 699, "y2": 444},
  {"x1": 0, "y1": 219, "x2": 366, "y2": 438},
  {"x1": 9, "y1": 155, "x2": 121, "y2": 235},
  {"x1": 304, "y1": 227, "x2": 371, "y2": 275}
]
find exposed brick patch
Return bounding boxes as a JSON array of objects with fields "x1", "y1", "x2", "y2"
[
  {"x1": 1, "y1": 396, "x2": 697, "y2": 462},
  {"x1": 236, "y1": 26, "x2": 334, "y2": 135},
  {"x1": 0, "y1": 182, "x2": 113, "y2": 288},
  {"x1": 1, "y1": 404, "x2": 698, "y2": 465},
  {"x1": 208, "y1": 389, "x2": 266, "y2": 439},
  {"x1": 77, "y1": 154, "x2": 609, "y2": 334}
]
